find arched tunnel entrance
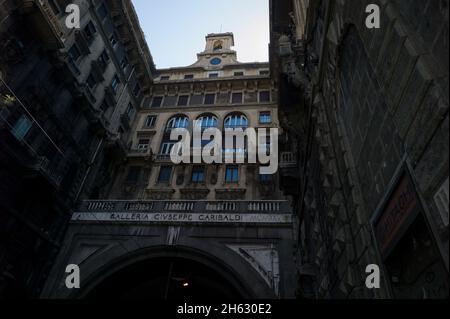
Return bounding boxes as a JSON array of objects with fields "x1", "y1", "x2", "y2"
[
  {"x1": 84, "y1": 257, "x2": 245, "y2": 300},
  {"x1": 75, "y1": 246, "x2": 264, "y2": 300}
]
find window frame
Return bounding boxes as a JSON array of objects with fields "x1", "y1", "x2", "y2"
[
  {"x1": 84, "y1": 21, "x2": 97, "y2": 42},
  {"x1": 191, "y1": 166, "x2": 206, "y2": 183},
  {"x1": 224, "y1": 114, "x2": 249, "y2": 129},
  {"x1": 68, "y1": 44, "x2": 82, "y2": 62},
  {"x1": 259, "y1": 111, "x2": 272, "y2": 124},
  {"x1": 225, "y1": 165, "x2": 240, "y2": 183},
  {"x1": 204, "y1": 93, "x2": 216, "y2": 105},
  {"x1": 259, "y1": 90, "x2": 271, "y2": 103},
  {"x1": 144, "y1": 115, "x2": 157, "y2": 128},
  {"x1": 137, "y1": 138, "x2": 150, "y2": 151},
  {"x1": 158, "y1": 166, "x2": 173, "y2": 183},
  {"x1": 177, "y1": 95, "x2": 190, "y2": 106},
  {"x1": 151, "y1": 96, "x2": 164, "y2": 108},
  {"x1": 231, "y1": 92, "x2": 243, "y2": 104},
  {"x1": 110, "y1": 74, "x2": 120, "y2": 93},
  {"x1": 166, "y1": 116, "x2": 189, "y2": 131},
  {"x1": 109, "y1": 32, "x2": 118, "y2": 48},
  {"x1": 86, "y1": 73, "x2": 97, "y2": 89}
]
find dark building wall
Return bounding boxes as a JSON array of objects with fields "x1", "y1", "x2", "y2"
[
  {"x1": 271, "y1": 0, "x2": 449, "y2": 299},
  {"x1": 0, "y1": 0, "x2": 154, "y2": 298}
]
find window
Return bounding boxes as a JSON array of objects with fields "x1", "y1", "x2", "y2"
[
  {"x1": 11, "y1": 116, "x2": 32, "y2": 141},
  {"x1": 191, "y1": 166, "x2": 205, "y2": 183},
  {"x1": 126, "y1": 166, "x2": 141, "y2": 183},
  {"x1": 178, "y1": 95, "x2": 189, "y2": 106},
  {"x1": 160, "y1": 76, "x2": 170, "y2": 81},
  {"x1": 259, "y1": 111, "x2": 272, "y2": 124},
  {"x1": 225, "y1": 114, "x2": 248, "y2": 129},
  {"x1": 260, "y1": 70, "x2": 270, "y2": 76},
  {"x1": 208, "y1": 73, "x2": 219, "y2": 79},
  {"x1": 100, "y1": 101, "x2": 110, "y2": 112},
  {"x1": 111, "y1": 74, "x2": 120, "y2": 93},
  {"x1": 231, "y1": 92, "x2": 243, "y2": 104},
  {"x1": 167, "y1": 116, "x2": 189, "y2": 130},
  {"x1": 151, "y1": 96, "x2": 163, "y2": 108},
  {"x1": 160, "y1": 143, "x2": 175, "y2": 155},
  {"x1": 121, "y1": 57, "x2": 128, "y2": 70},
  {"x1": 97, "y1": 3, "x2": 108, "y2": 20},
  {"x1": 144, "y1": 115, "x2": 157, "y2": 128},
  {"x1": 158, "y1": 166, "x2": 172, "y2": 183},
  {"x1": 87, "y1": 74, "x2": 96, "y2": 89},
  {"x1": 133, "y1": 83, "x2": 141, "y2": 97},
  {"x1": 204, "y1": 93, "x2": 216, "y2": 105},
  {"x1": 260, "y1": 174, "x2": 272, "y2": 183},
  {"x1": 84, "y1": 21, "x2": 97, "y2": 41},
  {"x1": 68, "y1": 44, "x2": 81, "y2": 61},
  {"x1": 184, "y1": 74, "x2": 194, "y2": 79},
  {"x1": 126, "y1": 103, "x2": 135, "y2": 119},
  {"x1": 259, "y1": 91, "x2": 271, "y2": 103},
  {"x1": 196, "y1": 115, "x2": 218, "y2": 130},
  {"x1": 99, "y1": 50, "x2": 110, "y2": 67},
  {"x1": 225, "y1": 166, "x2": 239, "y2": 183},
  {"x1": 234, "y1": 71, "x2": 244, "y2": 77},
  {"x1": 260, "y1": 136, "x2": 272, "y2": 154},
  {"x1": 109, "y1": 33, "x2": 118, "y2": 47},
  {"x1": 137, "y1": 139, "x2": 150, "y2": 151}
]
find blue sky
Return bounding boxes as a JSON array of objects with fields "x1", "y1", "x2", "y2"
[{"x1": 132, "y1": 0, "x2": 270, "y2": 69}]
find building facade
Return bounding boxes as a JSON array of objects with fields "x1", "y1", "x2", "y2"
[
  {"x1": 0, "y1": 0, "x2": 154, "y2": 298},
  {"x1": 41, "y1": 33, "x2": 297, "y2": 299},
  {"x1": 270, "y1": 0, "x2": 449, "y2": 298}
]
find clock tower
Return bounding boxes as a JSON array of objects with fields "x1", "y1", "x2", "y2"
[{"x1": 191, "y1": 32, "x2": 239, "y2": 68}]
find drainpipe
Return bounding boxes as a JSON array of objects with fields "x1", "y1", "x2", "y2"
[{"x1": 75, "y1": 137, "x2": 104, "y2": 201}]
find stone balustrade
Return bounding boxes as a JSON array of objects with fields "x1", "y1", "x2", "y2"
[{"x1": 79, "y1": 199, "x2": 292, "y2": 214}]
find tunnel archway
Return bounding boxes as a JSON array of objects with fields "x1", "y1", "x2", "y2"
[
  {"x1": 76, "y1": 246, "x2": 262, "y2": 300},
  {"x1": 84, "y1": 257, "x2": 244, "y2": 300}
]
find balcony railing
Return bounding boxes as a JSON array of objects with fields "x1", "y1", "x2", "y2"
[
  {"x1": 78, "y1": 200, "x2": 292, "y2": 214},
  {"x1": 32, "y1": 156, "x2": 63, "y2": 186},
  {"x1": 279, "y1": 152, "x2": 297, "y2": 168},
  {"x1": 20, "y1": 0, "x2": 66, "y2": 46}
]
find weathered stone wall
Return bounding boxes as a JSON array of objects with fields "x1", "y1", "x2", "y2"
[
  {"x1": 272, "y1": 0, "x2": 449, "y2": 298},
  {"x1": 314, "y1": 0, "x2": 449, "y2": 298}
]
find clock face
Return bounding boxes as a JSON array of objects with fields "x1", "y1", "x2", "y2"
[{"x1": 210, "y1": 58, "x2": 222, "y2": 65}]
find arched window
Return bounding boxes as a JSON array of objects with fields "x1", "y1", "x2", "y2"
[
  {"x1": 166, "y1": 115, "x2": 189, "y2": 131},
  {"x1": 224, "y1": 114, "x2": 248, "y2": 129},
  {"x1": 213, "y1": 40, "x2": 223, "y2": 51},
  {"x1": 196, "y1": 115, "x2": 218, "y2": 130}
]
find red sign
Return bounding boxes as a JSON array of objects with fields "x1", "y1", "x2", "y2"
[{"x1": 374, "y1": 173, "x2": 420, "y2": 258}]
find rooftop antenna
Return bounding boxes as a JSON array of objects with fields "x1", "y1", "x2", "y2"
[{"x1": 220, "y1": 24, "x2": 223, "y2": 33}]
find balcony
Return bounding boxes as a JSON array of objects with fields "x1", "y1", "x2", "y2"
[
  {"x1": 154, "y1": 153, "x2": 172, "y2": 162},
  {"x1": 128, "y1": 147, "x2": 152, "y2": 159},
  {"x1": 30, "y1": 156, "x2": 64, "y2": 187},
  {"x1": 18, "y1": 0, "x2": 66, "y2": 49},
  {"x1": 73, "y1": 200, "x2": 293, "y2": 225}
]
